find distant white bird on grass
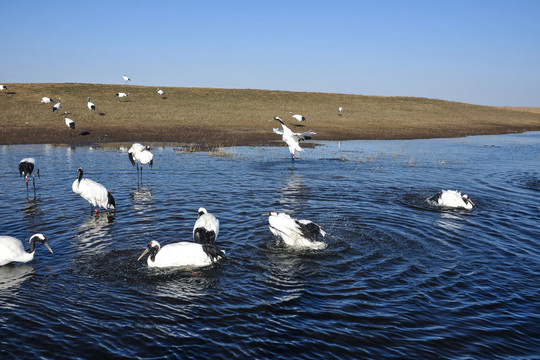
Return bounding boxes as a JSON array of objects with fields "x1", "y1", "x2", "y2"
[
  {"x1": 72, "y1": 167, "x2": 116, "y2": 214},
  {"x1": 157, "y1": 89, "x2": 164, "y2": 98},
  {"x1": 64, "y1": 112, "x2": 75, "y2": 135},
  {"x1": 0, "y1": 85, "x2": 6, "y2": 91},
  {"x1": 115, "y1": 92, "x2": 129, "y2": 98},
  {"x1": 428, "y1": 190, "x2": 475, "y2": 210},
  {"x1": 123, "y1": 74, "x2": 130, "y2": 83},
  {"x1": 193, "y1": 207, "x2": 219, "y2": 244},
  {"x1": 290, "y1": 112, "x2": 306, "y2": 122},
  {"x1": 338, "y1": 106, "x2": 343, "y2": 116},
  {"x1": 53, "y1": 98, "x2": 61, "y2": 112},
  {"x1": 137, "y1": 240, "x2": 224, "y2": 268},
  {"x1": 41, "y1": 97, "x2": 54, "y2": 103},
  {"x1": 272, "y1": 116, "x2": 316, "y2": 162},
  {"x1": 128, "y1": 143, "x2": 154, "y2": 183},
  {"x1": 19, "y1": 158, "x2": 39, "y2": 197},
  {"x1": 87, "y1": 97, "x2": 95, "y2": 111},
  {"x1": 262, "y1": 211, "x2": 326, "y2": 250},
  {"x1": 0, "y1": 234, "x2": 53, "y2": 266}
]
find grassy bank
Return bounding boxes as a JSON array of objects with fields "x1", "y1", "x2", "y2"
[{"x1": 1, "y1": 83, "x2": 539, "y2": 146}]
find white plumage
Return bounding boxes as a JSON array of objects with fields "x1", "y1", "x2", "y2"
[
  {"x1": 19, "y1": 158, "x2": 38, "y2": 196},
  {"x1": 263, "y1": 211, "x2": 326, "y2": 250},
  {"x1": 53, "y1": 98, "x2": 61, "y2": 112},
  {"x1": 123, "y1": 74, "x2": 130, "y2": 83},
  {"x1": 87, "y1": 97, "x2": 95, "y2": 111},
  {"x1": 273, "y1": 117, "x2": 316, "y2": 161},
  {"x1": 64, "y1": 112, "x2": 75, "y2": 133},
  {"x1": 0, "y1": 85, "x2": 6, "y2": 90},
  {"x1": 428, "y1": 190, "x2": 475, "y2": 209},
  {"x1": 137, "y1": 240, "x2": 224, "y2": 268},
  {"x1": 72, "y1": 167, "x2": 116, "y2": 213},
  {"x1": 0, "y1": 234, "x2": 53, "y2": 266},
  {"x1": 41, "y1": 97, "x2": 54, "y2": 103},
  {"x1": 338, "y1": 106, "x2": 343, "y2": 115},
  {"x1": 157, "y1": 89, "x2": 164, "y2": 97},
  {"x1": 193, "y1": 207, "x2": 220, "y2": 244},
  {"x1": 115, "y1": 92, "x2": 129, "y2": 98},
  {"x1": 290, "y1": 111, "x2": 306, "y2": 122}
]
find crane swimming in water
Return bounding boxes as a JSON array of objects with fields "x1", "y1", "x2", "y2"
[
  {"x1": 0, "y1": 234, "x2": 53, "y2": 266},
  {"x1": 428, "y1": 190, "x2": 475, "y2": 209},
  {"x1": 137, "y1": 240, "x2": 224, "y2": 268},
  {"x1": 262, "y1": 211, "x2": 326, "y2": 250}
]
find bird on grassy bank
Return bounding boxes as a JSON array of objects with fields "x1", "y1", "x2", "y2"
[
  {"x1": 0, "y1": 234, "x2": 53, "y2": 266},
  {"x1": 41, "y1": 97, "x2": 54, "y2": 103},
  {"x1": 262, "y1": 211, "x2": 326, "y2": 250},
  {"x1": 290, "y1": 112, "x2": 306, "y2": 122},
  {"x1": 338, "y1": 106, "x2": 343, "y2": 116},
  {"x1": 137, "y1": 240, "x2": 224, "y2": 268},
  {"x1": 0, "y1": 85, "x2": 7, "y2": 91},
  {"x1": 64, "y1": 112, "x2": 75, "y2": 135},
  {"x1": 157, "y1": 89, "x2": 164, "y2": 98},
  {"x1": 115, "y1": 92, "x2": 129, "y2": 98},
  {"x1": 19, "y1": 158, "x2": 39, "y2": 197},
  {"x1": 123, "y1": 74, "x2": 130, "y2": 83},
  {"x1": 128, "y1": 143, "x2": 154, "y2": 183},
  {"x1": 87, "y1": 97, "x2": 95, "y2": 111},
  {"x1": 272, "y1": 116, "x2": 315, "y2": 162},
  {"x1": 53, "y1": 98, "x2": 61, "y2": 112},
  {"x1": 193, "y1": 208, "x2": 219, "y2": 244},
  {"x1": 72, "y1": 167, "x2": 116, "y2": 214},
  {"x1": 428, "y1": 190, "x2": 475, "y2": 209}
]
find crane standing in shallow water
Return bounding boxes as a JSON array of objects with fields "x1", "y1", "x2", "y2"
[
  {"x1": 19, "y1": 158, "x2": 39, "y2": 198},
  {"x1": 72, "y1": 168, "x2": 116, "y2": 214},
  {"x1": 272, "y1": 116, "x2": 316, "y2": 162}
]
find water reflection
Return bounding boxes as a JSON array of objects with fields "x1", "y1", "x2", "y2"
[
  {"x1": 75, "y1": 213, "x2": 115, "y2": 252},
  {"x1": 20, "y1": 197, "x2": 42, "y2": 217},
  {"x1": 0, "y1": 264, "x2": 34, "y2": 293}
]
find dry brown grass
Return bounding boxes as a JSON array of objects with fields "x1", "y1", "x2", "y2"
[{"x1": 1, "y1": 83, "x2": 539, "y2": 146}]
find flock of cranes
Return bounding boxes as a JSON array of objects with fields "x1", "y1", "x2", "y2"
[{"x1": 1, "y1": 76, "x2": 476, "y2": 269}]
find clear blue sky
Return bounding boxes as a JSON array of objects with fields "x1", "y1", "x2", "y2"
[{"x1": 2, "y1": 0, "x2": 539, "y2": 106}]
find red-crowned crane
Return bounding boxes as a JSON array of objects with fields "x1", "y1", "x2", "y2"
[
  {"x1": 0, "y1": 234, "x2": 53, "y2": 266},
  {"x1": 72, "y1": 167, "x2": 116, "y2": 214},
  {"x1": 128, "y1": 143, "x2": 154, "y2": 184},
  {"x1": 41, "y1": 97, "x2": 54, "y2": 103},
  {"x1": 19, "y1": 158, "x2": 39, "y2": 197},
  {"x1": 290, "y1": 112, "x2": 306, "y2": 122},
  {"x1": 87, "y1": 97, "x2": 95, "y2": 111},
  {"x1": 53, "y1": 98, "x2": 61, "y2": 112},
  {"x1": 123, "y1": 74, "x2": 130, "y2": 84},
  {"x1": 193, "y1": 207, "x2": 220, "y2": 244},
  {"x1": 262, "y1": 211, "x2": 326, "y2": 250},
  {"x1": 272, "y1": 116, "x2": 315, "y2": 162},
  {"x1": 428, "y1": 190, "x2": 475, "y2": 210},
  {"x1": 64, "y1": 112, "x2": 75, "y2": 136},
  {"x1": 137, "y1": 240, "x2": 224, "y2": 268}
]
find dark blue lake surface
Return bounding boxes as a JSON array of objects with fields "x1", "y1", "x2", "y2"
[{"x1": 0, "y1": 133, "x2": 539, "y2": 359}]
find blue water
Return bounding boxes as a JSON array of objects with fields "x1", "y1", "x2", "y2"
[{"x1": 0, "y1": 133, "x2": 539, "y2": 359}]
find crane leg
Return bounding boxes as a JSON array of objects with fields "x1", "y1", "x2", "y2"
[
  {"x1": 32, "y1": 177, "x2": 36, "y2": 197},
  {"x1": 25, "y1": 178, "x2": 29, "y2": 197}
]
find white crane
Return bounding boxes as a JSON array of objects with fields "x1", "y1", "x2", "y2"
[
  {"x1": 290, "y1": 111, "x2": 306, "y2": 122},
  {"x1": 19, "y1": 158, "x2": 39, "y2": 197},
  {"x1": 262, "y1": 211, "x2": 326, "y2": 250},
  {"x1": 64, "y1": 112, "x2": 75, "y2": 136},
  {"x1": 128, "y1": 143, "x2": 154, "y2": 184},
  {"x1": 53, "y1": 98, "x2": 61, "y2": 112},
  {"x1": 272, "y1": 116, "x2": 316, "y2": 162},
  {"x1": 123, "y1": 74, "x2": 130, "y2": 83},
  {"x1": 72, "y1": 167, "x2": 116, "y2": 213},
  {"x1": 0, "y1": 85, "x2": 6, "y2": 91},
  {"x1": 137, "y1": 240, "x2": 224, "y2": 268},
  {"x1": 87, "y1": 97, "x2": 95, "y2": 111},
  {"x1": 428, "y1": 190, "x2": 475, "y2": 209},
  {"x1": 338, "y1": 106, "x2": 343, "y2": 116},
  {"x1": 0, "y1": 234, "x2": 53, "y2": 266},
  {"x1": 41, "y1": 97, "x2": 54, "y2": 103},
  {"x1": 193, "y1": 207, "x2": 220, "y2": 244},
  {"x1": 157, "y1": 89, "x2": 164, "y2": 98},
  {"x1": 115, "y1": 92, "x2": 129, "y2": 98}
]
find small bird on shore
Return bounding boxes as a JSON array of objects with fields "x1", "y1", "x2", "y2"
[
  {"x1": 87, "y1": 97, "x2": 95, "y2": 111},
  {"x1": 290, "y1": 112, "x2": 306, "y2": 122},
  {"x1": 115, "y1": 92, "x2": 129, "y2": 98},
  {"x1": 41, "y1": 97, "x2": 54, "y2": 103},
  {"x1": 428, "y1": 190, "x2": 475, "y2": 209},
  {"x1": 193, "y1": 207, "x2": 220, "y2": 244},
  {"x1": 262, "y1": 211, "x2": 326, "y2": 250},
  {"x1": 0, "y1": 234, "x2": 53, "y2": 266},
  {"x1": 272, "y1": 116, "x2": 315, "y2": 162},
  {"x1": 137, "y1": 240, "x2": 224, "y2": 268},
  {"x1": 64, "y1": 112, "x2": 75, "y2": 135},
  {"x1": 53, "y1": 98, "x2": 61, "y2": 112},
  {"x1": 123, "y1": 74, "x2": 130, "y2": 83},
  {"x1": 72, "y1": 167, "x2": 116, "y2": 214},
  {"x1": 19, "y1": 158, "x2": 39, "y2": 197}
]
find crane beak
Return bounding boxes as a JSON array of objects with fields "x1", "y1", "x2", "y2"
[
  {"x1": 137, "y1": 248, "x2": 150, "y2": 261},
  {"x1": 44, "y1": 241, "x2": 53, "y2": 254},
  {"x1": 468, "y1": 199, "x2": 476, "y2": 206},
  {"x1": 261, "y1": 213, "x2": 270, "y2": 216}
]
